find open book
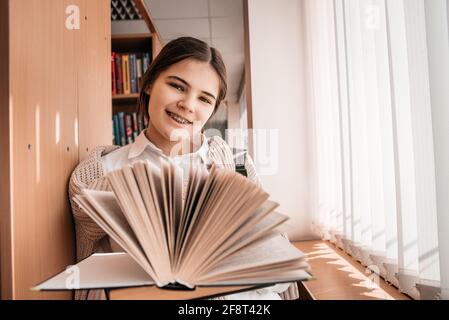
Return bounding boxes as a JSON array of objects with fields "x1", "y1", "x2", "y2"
[{"x1": 34, "y1": 158, "x2": 310, "y2": 291}]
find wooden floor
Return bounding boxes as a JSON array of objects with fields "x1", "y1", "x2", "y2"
[{"x1": 292, "y1": 240, "x2": 410, "y2": 300}]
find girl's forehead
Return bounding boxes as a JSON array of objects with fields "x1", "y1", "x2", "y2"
[{"x1": 160, "y1": 59, "x2": 220, "y2": 94}]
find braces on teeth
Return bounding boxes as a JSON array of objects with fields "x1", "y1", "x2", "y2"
[{"x1": 168, "y1": 111, "x2": 191, "y2": 124}]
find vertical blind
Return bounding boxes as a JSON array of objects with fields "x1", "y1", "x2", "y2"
[{"x1": 305, "y1": 0, "x2": 449, "y2": 299}]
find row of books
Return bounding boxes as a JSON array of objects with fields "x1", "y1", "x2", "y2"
[
  {"x1": 112, "y1": 112, "x2": 148, "y2": 146},
  {"x1": 112, "y1": 52, "x2": 151, "y2": 96}
]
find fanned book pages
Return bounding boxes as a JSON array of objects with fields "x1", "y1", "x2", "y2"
[{"x1": 34, "y1": 159, "x2": 311, "y2": 291}]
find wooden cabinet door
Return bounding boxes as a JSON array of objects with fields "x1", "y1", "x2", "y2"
[{"x1": 1, "y1": 0, "x2": 111, "y2": 299}]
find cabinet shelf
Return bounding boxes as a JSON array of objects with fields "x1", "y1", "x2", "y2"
[{"x1": 112, "y1": 93, "x2": 140, "y2": 101}]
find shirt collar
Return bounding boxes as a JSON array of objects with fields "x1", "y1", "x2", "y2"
[{"x1": 128, "y1": 130, "x2": 209, "y2": 164}]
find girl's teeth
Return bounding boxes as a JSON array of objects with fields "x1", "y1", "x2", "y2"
[{"x1": 168, "y1": 111, "x2": 190, "y2": 124}]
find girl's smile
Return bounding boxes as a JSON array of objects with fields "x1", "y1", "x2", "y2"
[{"x1": 165, "y1": 110, "x2": 193, "y2": 126}]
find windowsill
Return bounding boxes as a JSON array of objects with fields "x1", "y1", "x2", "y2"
[{"x1": 292, "y1": 240, "x2": 411, "y2": 300}]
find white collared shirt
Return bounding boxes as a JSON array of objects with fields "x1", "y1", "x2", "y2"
[{"x1": 102, "y1": 130, "x2": 210, "y2": 182}]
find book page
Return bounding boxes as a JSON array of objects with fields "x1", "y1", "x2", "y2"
[
  {"x1": 187, "y1": 176, "x2": 268, "y2": 255},
  {"x1": 197, "y1": 269, "x2": 311, "y2": 286},
  {"x1": 199, "y1": 234, "x2": 306, "y2": 281},
  {"x1": 176, "y1": 165, "x2": 218, "y2": 265},
  {"x1": 108, "y1": 167, "x2": 172, "y2": 283},
  {"x1": 157, "y1": 160, "x2": 174, "y2": 261},
  {"x1": 174, "y1": 164, "x2": 211, "y2": 271},
  {"x1": 192, "y1": 210, "x2": 289, "y2": 278},
  {"x1": 178, "y1": 172, "x2": 270, "y2": 275},
  {"x1": 74, "y1": 192, "x2": 157, "y2": 282},
  {"x1": 145, "y1": 159, "x2": 169, "y2": 247},
  {"x1": 132, "y1": 162, "x2": 170, "y2": 265}
]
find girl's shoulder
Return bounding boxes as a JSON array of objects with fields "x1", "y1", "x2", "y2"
[
  {"x1": 206, "y1": 135, "x2": 236, "y2": 170},
  {"x1": 207, "y1": 135, "x2": 261, "y2": 187},
  {"x1": 206, "y1": 134, "x2": 230, "y2": 151},
  {"x1": 70, "y1": 145, "x2": 120, "y2": 190}
]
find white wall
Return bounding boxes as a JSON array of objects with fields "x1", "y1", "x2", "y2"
[
  {"x1": 246, "y1": 0, "x2": 315, "y2": 240},
  {"x1": 226, "y1": 102, "x2": 241, "y2": 131}
]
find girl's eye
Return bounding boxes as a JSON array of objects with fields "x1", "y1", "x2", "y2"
[
  {"x1": 200, "y1": 97, "x2": 212, "y2": 105},
  {"x1": 169, "y1": 83, "x2": 184, "y2": 92}
]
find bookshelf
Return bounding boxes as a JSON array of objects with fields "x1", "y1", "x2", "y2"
[
  {"x1": 111, "y1": 32, "x2": 152, "y2": 146},
  {"x1": 110, "y1": 0, "x2": 164, "y2": 147},
  {"x1": 112, "y1": 93, "x2": 140, "y2": 102},
  {"x1": 0, "y1": 0, "x2": 162, "y2": 299}
]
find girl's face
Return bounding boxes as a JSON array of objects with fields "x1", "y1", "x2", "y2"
[{"x1": 146, "y1": 58, "x2": 220, "y2": 143}]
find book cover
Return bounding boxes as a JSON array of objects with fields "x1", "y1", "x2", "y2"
[
  {"x1": 137, "y1": 113, "x2": 144, "y2": 133},
  {"x1": 115, "y1": 53, "x2": 123, "y2": 95},
  {"x1": 132, "y1": 112, "x2": 138, "y2": 133},
  {"x1": 111, "y1": 52, "x2": 116, "y2": 95},
  {"x1": 118, "y1": 112, "x2": 126, "y2": 146},
  {"x1": 122, "y1": 54, "x2": 130, "y2": 95},
  {"x1": 113, "y1": 114, "x2": 120, "y2": 146},
  {"x1": 125, "y1": 113, "x2": 133, "y2": 144},
  {"x1": 136, "y1": 57, "x2": 143, "y2": 89},
  {"x1": 129, "y1": 54, "x2": 137, "y2": 94},
  {"x1": 143, "y1": 53, "x2": 150, "y2": 74}
]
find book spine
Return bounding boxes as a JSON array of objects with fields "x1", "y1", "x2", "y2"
[
  {"x1": 115, "y1": 54, "x2": 123, "y2": 95},
  {"x1": 113, "y1": 114, "x2": 120, "y2": 145},
  {"x1": 132, "y1": 112, "x2": 138, "y2": 132},
  {"x1": 143, "y1": 53, "x2": 150, "y2": 74},
  {"x1": 112, "y1": 119, "x2": 115, "y2": 145},
  {"x1": 125, "y1": 114, "x2": 133, "y2": 144},
  {"x1": 111, "y1": 53, "x2": 116, "y2": 95},
  {"x1": 136, "y1": 58, "x2": 143, "y2": 90},
  {"x1": 118, "y1": 112, "x2": 126, "y2": 146},
  {"x1": 137, "y1": 113, "x2": 143, "y2": 133},
  {"x1": 122, "y1": 54, "x2": 130, "y2": 95},
  {"x1": 130, "y1": 54, "x2": 137, "y2": 94}
]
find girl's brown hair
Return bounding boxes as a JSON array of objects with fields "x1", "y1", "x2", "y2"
[{"x1": 137, "y1": 36, "x2": 227, "y2": 122}]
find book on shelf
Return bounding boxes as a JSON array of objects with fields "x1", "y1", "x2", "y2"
[
  {"x1": 113, "y1": 112, "x2": 146, "y2": 146},
  {"x1": 125, "y1": 114, "x2": 133, "y2": 145},
  {"x1": 129, "y1": 54, "x2": 137, "y2": 94},
  {"x1": 111, "y1": 52, "x2": 117, "y2": 95},
  {"x1": 136, "y1": 57, "x2": 143, "y2": 89},
  {"x1": 117, "y1": 112, "x2": 126, "y2": 146},
  {"x1": 112, "y1": 52, "x2": 151, "y2": 96},
  {"x1": 115, "y1": 53, "x2": 123, "y2": 95},
  {"x1": 132, "y1": 113, "x2": 139, "y2": 141},
  {"x1": 122, "y1": 54, "x2": 130, "y2": 95},
  {"x1": 112, "y1": 114, "x2": 120, "y2": 146},
  {"x1": 33, "y1": 159, "x2": 311, "y2": 292}
]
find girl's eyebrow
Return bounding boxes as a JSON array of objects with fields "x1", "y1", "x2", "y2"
[{"x1": 166, "y1": 75, "x2": 217, "y2": 101}]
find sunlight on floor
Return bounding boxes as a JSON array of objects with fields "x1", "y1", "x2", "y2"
[{"x1": 305, "y1": 243, "x2": 395, "y2": 300}]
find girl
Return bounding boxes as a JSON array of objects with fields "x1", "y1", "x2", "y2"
[{"x1": 69, "y1": 36, "x2": 298, "y2": 300}]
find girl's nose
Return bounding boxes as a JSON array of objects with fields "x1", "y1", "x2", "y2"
[{"x1": 177, "y1": 96, "x2": 195, "y2": 113}]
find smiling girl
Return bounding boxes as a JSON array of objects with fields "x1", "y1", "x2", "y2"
[{"x1": 69, "y1": 37, "x2": 298, "y2": 300}]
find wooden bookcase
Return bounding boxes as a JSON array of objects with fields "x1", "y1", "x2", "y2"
[
  {"x1": 0, "y1": 0, "x2": 162, "y2": 300},
  {"x1": 110, "y1": 33, "x2": 152, "y2": 146},
  {"x1": 0, "y1": 0, "x2": 112, "y2": 299},
  {"x1": 110, "y1": 0, "x2": 163, "y2": 146},
  {"x1": 111, "y1": 33, "x2": 152, "y2": 115}
]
